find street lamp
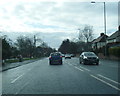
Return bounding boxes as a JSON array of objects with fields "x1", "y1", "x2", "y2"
[{"x1": 91, "y1": 1, "x2": 107, "y2": 56}]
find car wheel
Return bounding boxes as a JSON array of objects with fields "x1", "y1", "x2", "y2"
[
  {"x1": 60, "y1": 60, "x2": 63, "y2": 65},
  {"x1": 79, "y1": 60, "x2": 81, "y2": 64},
  {"x1": 79, "y1": 58, "x2": 81, "y2": 64},
  {"x1": 49, "y1": 61, "x2": 52, "y2": 65},
  {"x1": 96, "y1": 62, "x2": 99, "y2": 65},
  {"x1": 83, "y1": 61, "x2": 86, "y2": 65}
]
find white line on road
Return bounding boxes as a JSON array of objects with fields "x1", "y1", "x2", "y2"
[
  {"x1": 68, "y1": 64, "x2": 72, "y2": 66},
  {"x1": 97, "y1": 74, "x2": 120, "y2": 85},
  {"x1": 27, "y1": 68, "x2": 32, "y2": 71},
  {"x1": 79, "y1": 66, "x2": 90, "y2": 71},
  {"x1": 15, "y1": 82, "x2": 29, "y2": 94},
  {"x1": 74, "y1": 66, "x2": 84, "y2": 72},
  {"x1": 67, "y1": 63, "x2": 84, "y2": 72},
  {"x1": 90, "y1": 74, "x2": 120, "y2": 91},
  {"x1": 11, "y1": 73, "x2": 24, "y2": 84}
]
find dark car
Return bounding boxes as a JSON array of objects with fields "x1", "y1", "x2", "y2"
[
  {"x1": 79, "y1": 52, "x2": 99, "y2": 65},
  {"x1": 49, "y1": 52, "x2": 63, "y2": 65}
]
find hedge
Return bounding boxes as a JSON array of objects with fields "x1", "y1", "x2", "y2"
[{"x1": 109, "y1": 47, "x2": 120, "y2": 57}]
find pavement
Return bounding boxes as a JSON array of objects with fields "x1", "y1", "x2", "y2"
[
  {"x1": 2, "y1": 57, "x2": 120, "y2": 94},
  {"x1": 1, "y1": 58, "x2": 42, "y2": 72}
]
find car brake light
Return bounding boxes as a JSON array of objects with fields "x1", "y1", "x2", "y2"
[{"x1": 60, "y1": 56, "x2": 62, "y2": 58}]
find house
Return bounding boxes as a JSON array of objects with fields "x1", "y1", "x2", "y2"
[
  {"x1": 107, "y1": 26, "x2": 120, "y2": 48},
  {"x1": 92, "y1": 33, "x2": 108, "y2": 50}
]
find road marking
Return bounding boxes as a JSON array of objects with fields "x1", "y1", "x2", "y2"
[
  {"x1": 11, "y1": 73, "x2": 24, "y2": 84},
  {"x1": 15, "y1": 82, "x2": 29, "y2": 94},
  {"x1": 67, "y1": 63, "x2": 84, "y2": 72},
  {"x1": 27, "y1": 68, "x2": 31, "y2": 71},
  {"x1": 79, "y1": 66, "x2": 90, "y2": 71},
  {"x1": 97, "y1": 74, "x2": 120, "y2": 85},
  {"x1": 68, "y1": 64, "x2": 72, "y2": 66},
  {"x1": 90, "y1": 75, "x2": 120, "y2": 91},
  {"x1": 74, "y1": 66, "x2": 84, "y2": 72}
]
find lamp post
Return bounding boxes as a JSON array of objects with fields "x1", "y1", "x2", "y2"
[{"x1": 91, "y1": 1, "x2": 107, "y2": 56}]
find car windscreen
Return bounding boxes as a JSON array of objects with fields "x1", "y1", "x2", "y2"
[{"x1": 84, "y1": 53, "x2": 96, "y2": 56}]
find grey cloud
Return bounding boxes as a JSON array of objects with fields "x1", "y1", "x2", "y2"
[{"x1": 0, "y1": 1, "x2": 118, "y2": 48}]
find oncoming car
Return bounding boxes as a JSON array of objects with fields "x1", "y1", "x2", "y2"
[
  {"x1": 49, "y1": 52, "x2": 63, "y2": 65},
  {"x1": 79, "y1": 52, "x2": 99, "y2": 65}
]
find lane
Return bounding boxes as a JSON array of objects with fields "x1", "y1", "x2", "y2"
[
  {"x1": 2, "y1": 59, "x2": 44, "y2": 93},
  {"x1": 2, "y1": 57, "x2": 119, "y2": 94},
  {"x1": 65, "y1": 57, "x2": 120, "y2": 93},
  {"x1": 68, "y1": 57, "x2": 119, "y2": 82}
]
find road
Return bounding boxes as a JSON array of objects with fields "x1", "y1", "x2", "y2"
[{"x1": 2, "y1": 57, "x2": 120, "y2": 94}]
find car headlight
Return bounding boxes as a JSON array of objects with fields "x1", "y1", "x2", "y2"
[
  {"x1": 84, "y1": 56, "x2": 88, "y2": 59},
  {"x1": 96, "y1": 57, "x2": 99, "y2": 59}
]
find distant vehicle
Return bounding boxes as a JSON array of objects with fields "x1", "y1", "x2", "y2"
[
  {"x1": 71, "y1": 54, "x2": 75, "y2": 57},
  {"x1": 49, "y1": 52, "x2": 63, "y2": 65},
  {"x1": 61, "y1": 54, "x2": 65, "y2": 57},
  {"x1": 65, "y1": 54, "x2": 71, "y2": 59},
  {"x1": 79, "y1": 52, "x2": 99, "y2": 65}
]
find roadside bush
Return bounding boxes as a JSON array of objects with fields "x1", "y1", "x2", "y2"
[{"x1": 109, "y1": 47, "x2": 120, "y2": 57}]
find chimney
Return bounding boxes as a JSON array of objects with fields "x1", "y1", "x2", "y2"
[{"x1": 100, "y1": 33, "x2": 104, "y2": 36}]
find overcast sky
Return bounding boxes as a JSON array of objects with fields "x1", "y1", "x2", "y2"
[{"x1": 0, "y1": 0, "x2": 119, "y2": 49}]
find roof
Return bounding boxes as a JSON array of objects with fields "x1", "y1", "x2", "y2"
[
  {"x1": 92, "y1": 34, "x2": 108, "y2": 43},
  {"x1": 107, "y1": 31, "x2": 120, "y2": 40}
]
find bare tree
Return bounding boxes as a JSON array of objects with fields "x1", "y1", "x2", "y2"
[
  {"x1": 16, "y1": 36, "x2": 34, "y2": 57},
  {"x1": 78, "y1": 28, "x2": 84, "y2": 42},
  {"x1": 82, "y1": 25, "x2": 93, "y2": 43}
]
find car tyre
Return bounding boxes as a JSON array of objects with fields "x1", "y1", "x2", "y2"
[
  {"x1": 79, "y1": 60, "x2": 81, "y2": 64},
  {"x1": 49, "y1": 61, "x2": 52, "y2": 65},
  {"x1": 96, "y1": 62, "x2": 99, "y2": 65},
  {"x1": 83, "y1": 61, "x2": 86, "y2": 65},
  {"x1": 60, "y1": 60, "x2": 63, "y2": 65}
]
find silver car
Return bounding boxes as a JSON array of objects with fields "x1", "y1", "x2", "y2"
[{"x1": 79, "y1": 52, "x2": 99, "y2": 65}]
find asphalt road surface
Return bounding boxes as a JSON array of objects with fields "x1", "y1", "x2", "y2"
[{"x1": 2, "y1": 57, "x2": 120, "y2": 94}]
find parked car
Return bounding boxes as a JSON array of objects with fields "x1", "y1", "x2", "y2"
[
  {"x1": 49, "y1": 52, "x2": 63, "y2": 65},
  {"x1": 65, "y1": 54, "x2": 71, "y2": 59},
  {"x1": 79, "y1": 52, "x2": 99, "y2": 65}
]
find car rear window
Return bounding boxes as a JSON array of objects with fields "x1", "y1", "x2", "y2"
[{"x1": 51, "y1": 53, "x2": 61, "y2": 56}]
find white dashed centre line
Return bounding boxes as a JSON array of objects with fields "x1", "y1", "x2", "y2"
[
  {"x1": 67, "y1": 63, "x2": 84, "y2": 72},
  {"x1": 11, "y1": 73, "x2": 24, "y2": 84},
  {"x1": 74, "y1": 66, "x2": 84, "y2": 72},
  {"x1": 90, "y1": 74, "x2": 120, "y2": 91},
  {"x1": 15, "y1": 82, "x2": 29, "y2": 94},
  {"x1": 97, "y1": 74, "x2": 120, "y2": 85},
  {"x1": 79, "y1": 66, "x2": 90, "y2": 71}
]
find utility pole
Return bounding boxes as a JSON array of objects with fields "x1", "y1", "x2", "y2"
[
  {"x1": 91, "y1": 1, "x2": 107, "y2": 56},
  {"x1": 34, "y1": 35, "x2": 36, "y2": 47},
  {"x1": 33, "y1": 35, "x2": 37, "y2": 57}
]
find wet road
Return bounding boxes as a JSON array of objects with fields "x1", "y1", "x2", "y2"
[{"x1": 2, "y1": 57, "x2": 120, "y2": 94}]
